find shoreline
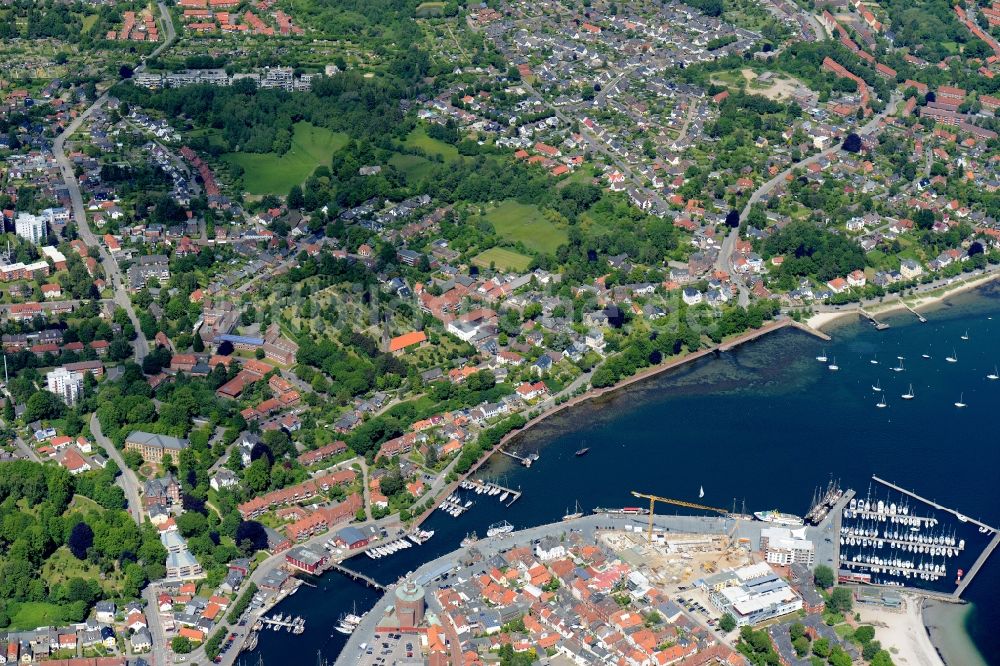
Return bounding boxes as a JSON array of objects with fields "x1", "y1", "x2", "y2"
[
  {"x1": 806, "y1": 270, "x2": 1000, "y2": 332},
  {"x1": 923, "y1": 599, "x2": 989, "y2": 666}
]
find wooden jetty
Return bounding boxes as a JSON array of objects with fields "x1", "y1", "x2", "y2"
[
  {"x1": 872, "y1": 475, "x2": 999, "y2": 599},
  {"x1": 901, "y1": 302, "x2": 927, "y2": 323},
  {"x1": 499, "y1": 448, "x2": 538, "y2": 467},
  {"x1": 464, "y1": 479, "x2": 523, "y2": 507},
  {"x1": 325, "y1": 562, "x2": 385, "y2": 591},
  {"x1": 858, "y1": 309, "x2": 890, "y2": 330}
]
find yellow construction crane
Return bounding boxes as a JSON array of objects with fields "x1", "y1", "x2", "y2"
[{"x1": 631, "y1": 491, "x2": 730, "y2": 542}]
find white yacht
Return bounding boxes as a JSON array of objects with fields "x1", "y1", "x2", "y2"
[
  {"x1": 828, "y1": 357, "x2": 839, "y2": 371},
  {"x1": 901, "y1": 384, "x2": 914, "y2": 400},
  {"x1": 954, "y1": 393, "x2": 966, "y2": 408}
]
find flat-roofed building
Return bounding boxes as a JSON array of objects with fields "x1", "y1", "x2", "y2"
[{"x1": 125, "y1": 431, "x2": 190, "y2": 463}]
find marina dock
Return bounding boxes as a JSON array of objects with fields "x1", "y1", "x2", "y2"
[
  {"x1": 260, "y1": 615, "x2": 306, "y2": 632},
  {"x1": 464, "y1": 479, "x2": 522, "y2": 506},
  {"x1": 869, "y1": 476, "x2": 998, "y2": 599}
]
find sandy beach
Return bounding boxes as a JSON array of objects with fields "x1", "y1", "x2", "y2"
[
  {"x1": 807, "y1": 270, "x2": 1000, "y2": 332},
  {"x1": 856, "y1": 595, "x2": 943, "y2": 666}
]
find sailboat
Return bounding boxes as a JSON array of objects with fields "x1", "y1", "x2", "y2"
[
  {"x1": 987, "y1": 366, "x2": 999, "y2": 380},
  {"x1": 816, "y1": 349, "x2": 828, "y2": 363},
  {"x1": 945, "y1": 349, "x2": 958, "y2": 363},
  {"x1": 961, "y1": 330, "x2": 969, "y2": 341},
  {"x1": 872, "y1": 379, "x2": 882, "y2": 392},
  {"x1": 954, "y1": 393, "x2": 967, "y2": 408},
  {"x1": 562, "y1": 500, "x2": 583, "y2": 521},
  {"x1": 870, "y1": 353, "x2": 879, "y2": 365},
  {"x1": 901, "y1": 384, "x2": 914, "y2": 400},
  {"x1": 892, "y1": 358, "x2": 905, "y2": 372},
  {"x1": 699, "y1": 485, "x2": 705, "y2": 499},
  {"x1": 828, "y1": 357, "x2": 839, "y2": 371},
  {"x1": 876, "y1": 395, "x2": 887, "y2": 408}
]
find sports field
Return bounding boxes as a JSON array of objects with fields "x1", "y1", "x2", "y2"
[
  {"x1": 224, "y1": 122, "x2": 349, "y2": 195},
  {"x1": 473, "y1": 247, "x2": 533, "y2": 271},
  {"x1": 484, "y1": 200, "x2": 568, "y2": 254}
]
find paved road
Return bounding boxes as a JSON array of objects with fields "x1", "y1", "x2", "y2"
[
  {"x1": 51, "y1": 2, "x2": 176, "y2": 365},
  {"x1": 0, "y1": 298, "x2": 116, "y2": 312},
  {"x1": 1, "y1": 416, "x2": 41, "y2": 462},
  {"x1": 715, "y1": 93, "x2": 901, "y2": 304},
  {"x1": 91, "y1": 413, "x2": 144, "y2": 526},
  {"x1": 142, "y1": 584, "x2": 171, "y2": 666}
]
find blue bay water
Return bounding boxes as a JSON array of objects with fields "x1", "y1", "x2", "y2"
[{"x1": 241, "y1": 283, "x2": 1000, "y2": 665}]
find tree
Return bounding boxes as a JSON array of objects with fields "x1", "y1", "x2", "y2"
[
  {"x1": 862, "y1": 640, "x2": 883, "y2": 660},
  {"x1": 725, "y1": 209, "x2": 740, "y2": 228},
  {"x1": 719, "y1": 613, "x2": 736, "y2": 632},
  {"x1": 68, "y1": 522, "x2": 94, "y2": 559},
  {"x1": 828, "y1": 586, "x2": 853, "y2": 614},
  {"x1": 812, "y1": 637, "x2": 831, "y2": 658},
  {"x1": 792, "y1": 636, "x2": 810, "y2": 657},
  {"x1": 814, "y1": 564, "x2": 835, "y2": 588},
  {"x1": 870, "y1": 650, "x2": 894, "y2": 666},
  {"x1": 171, "y1": 636, "x2": 193, "y2": 653},
  {"x1": 24, "y1": 390, "x2": 65, "y2": 422},
  {"x1": 854, "y1": 625, "x2": 875, "y2": 644},
  {"x1": 244, "y1": 458, "x2": 270, "y2": 492},
  {"x1": 235, "y1": 521, "x2": 269, "y2": 553},
  {"x1": 828, "y1": 646, "x2": 852, "y2": 666},
  {"x1": 842, "y1": 133, "x2": 862, "y2": 153}
]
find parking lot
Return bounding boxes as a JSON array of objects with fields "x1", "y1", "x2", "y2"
[{"x1": 356, "y1": 631, "x2": 421, "y2": 665}]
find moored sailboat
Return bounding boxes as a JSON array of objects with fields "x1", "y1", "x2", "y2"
[{"x1": 901, "y1": 384, "x2": 914, "y2": 400}]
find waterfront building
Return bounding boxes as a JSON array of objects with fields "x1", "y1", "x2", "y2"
[
  {"x1": 759, "y1": 526, "x2": 816, "y2": 566},
  {"x1": 393, "y1": 580, "x2": 426, "y2": 628},
  {"x1": 285, "y1": 545, "x2": 328, "y2": 573},
  {"x1": 704, "y1": 562, "x2": 803, "y2": 626}
]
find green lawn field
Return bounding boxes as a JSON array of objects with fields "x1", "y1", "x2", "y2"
[
  {"x1": 389, "y1": 153, "x2": 438, "y2": 182},
  {"x1": 473, "y1": 247, "x2": 533, "y2": 271},
  {"x1": 402, "y1": 127, "x2": 460, "y2": 161},
  {"x1": 484, "y1": 200, "x2": 568, "y2": 254},
  {"x1": 8, "y1": 601, "x2": 71, "y2": 630},
  {"x1": 224, "y1": 122, "x2": 349, "y2": 195}
]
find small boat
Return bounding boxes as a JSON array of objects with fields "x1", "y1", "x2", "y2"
[
  {"x1": 871, "y1": 353, "x2": 879, "y2": 365},
  {"x1": 816, "y1": 349, "x2": 828, "y2": 362},
  {"x1": 461, "y1": 531, "x2": 478, "y2": 547},
  {"x1": 901, "y1": 384, "x2": 914, "y2": 400},
  {"x1": 828, "y1": 357, "x2": 839, "y2": 371},
  {"x1": 921, "y1": 350, "x2": 931, "y2": 359},
  {"x1": 872, "y1": 380, "x2": 882, "y2": 392},
  {"x1": 892, "y1": 359, "x2": 905, "y2": 372},
  {"x1": 876, "y1": 395, "x2": 887, "y2": 408},
  {"x1": 575, "y1": 447, "x2": 590, "y2": 457},
  {"x1": 562, "y1": 500, "x2": 584, "y2": 521},
  {"x1": 954, "y1": 393, "x2": 966, "y2": 408},
  {"x1": 961, "y1": 330, "x2": 969, "y2": 340},
  {"x1": 699, "y1": 485, "x2": 704, "y2": 498},
  {"x1": 987, "y1": 366, "x2": 999, "y2": 380},
  {"x1": 945, "y1": 349, "x2": 958, "y2": 363}
]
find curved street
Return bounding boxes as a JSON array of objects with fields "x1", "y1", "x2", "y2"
[{"x1": 51, "y1": 2, "x2": 176, "y2": 365}]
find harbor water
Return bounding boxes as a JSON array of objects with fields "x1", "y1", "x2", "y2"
[{"x1": 240, "y1": 283, "x2": 1000, "y2": 666}]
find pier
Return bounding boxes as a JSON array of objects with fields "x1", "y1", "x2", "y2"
[
  {"x1": 839, "y1": 560, "x2": 948, "y2": 578},
  {"x1": 499, "y1": 448, "x2": 538, "y2": 467},
  {"x1": 955, "y1": 531, "x2": 1000, "y2": 597},
  {"x1": 872, "y1": 476, "x2": 996, "y2": 532},
  {"x1": 840, "y1": 530, "x2": 966, "y2": 553},
  {"x1": 901, "y1": 302, "x2": 927, "y2": 323},
  {"x1": 463, "y1": 479, "x2": 523, "y2": 507},
  {"x1": 830, "y1": 489, "x2": 855, "y2": 573},
  {"x1": 260, "y1": 615, "x2": 306, "y2": 632},
  {"x1": 848, "y1": 509, "x2": 939, "y2": 527},
  {"x1": 858, "y1": 309, "x2": 890, "y2": 330},
  {"x1": 871, "y1": 475, "x2": 999, "y2": 599},
  {"x1": 325, "y1": 562, "x2": 385, "y2": 591}
]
